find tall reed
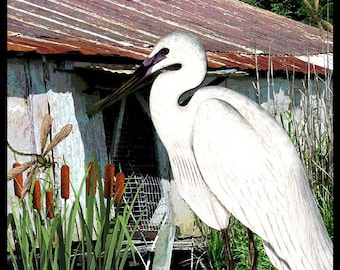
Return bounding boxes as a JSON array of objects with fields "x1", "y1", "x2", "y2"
[{"x1": 279, "y1": 67, "x2": 333, "y2": 238}]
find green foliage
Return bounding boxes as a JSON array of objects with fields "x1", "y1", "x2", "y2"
[
  {"x1": 227, "y1": 217, "x2": 276, "y2": 270},
  {"x1": 207, "y1": 229, "x2": 226, "y2": 270},
  {"x1": 194, "y1": 215, "x2": 227, "y2": 270},
  {"x1": 312, "y1": 184, "x2": 333, "y2": 240},
  {"x1": 194, "y1": 215, "x2": 276, "y2": 269},
  {"x1": 240, "y1": 0, "x2": 333, "y2": 25},
  {"x1": 7, "y1": 155, "x2": 144, "y2": 270}
]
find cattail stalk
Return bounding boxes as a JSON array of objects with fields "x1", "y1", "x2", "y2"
[
  {"x1": 46, "y1": 189, "x2": 54, "y2": 219},
  {"x1": 33, "y1": 179, "x2": 41, "y2": 212},
  {"x1": 61, "y1": 164, "x2": 70, "y2": 199},
  {"x1": 86, "y1": 162, "x2": 98, "y2": 196},
  {"x1": 104, "y1": 164, "x2": 115, "y2": 199},
  {"x1": 114, "y1": 172, "x2": 125, "y2": 205},
  {"x1": 13, "y1": 163, "x2": 23, "y2": 198}
]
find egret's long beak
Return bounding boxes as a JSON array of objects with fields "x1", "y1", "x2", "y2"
[{"x1": 86, "y1": 48, "x2": 168, "y2": 118}]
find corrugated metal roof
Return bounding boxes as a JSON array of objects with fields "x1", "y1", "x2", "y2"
[{"x1": 7, "y1": 0, "x2": 333, "y2": 74}]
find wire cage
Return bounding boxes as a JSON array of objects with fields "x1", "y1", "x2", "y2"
[{"x1": 123, "y1": 174, "x2": 166, "y2": 240}]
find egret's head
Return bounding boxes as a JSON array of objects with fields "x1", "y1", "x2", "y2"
[
  {"x1": 87, "y1": 31, "x2": 207, "y2": 117},
  {"x1": 144, "y1": 31, "x2": 207, "y2": 77}
]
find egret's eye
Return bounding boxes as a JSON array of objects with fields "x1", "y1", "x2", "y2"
[{"x1": 159, "y1": 48, "x2": 169, "y2": 56}]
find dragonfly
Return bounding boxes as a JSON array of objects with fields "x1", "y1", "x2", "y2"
[{"x1": 7, "y1": 114, "x2": 72, "y2": 198}]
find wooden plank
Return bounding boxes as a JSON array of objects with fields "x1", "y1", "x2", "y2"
[{"x1": 152, "y1": 223, "x2": 176, "y2": 270}]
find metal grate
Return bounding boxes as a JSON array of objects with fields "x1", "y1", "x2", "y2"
[{"x1": 123, "y1": 175, "x2": 166, "y2": 237}]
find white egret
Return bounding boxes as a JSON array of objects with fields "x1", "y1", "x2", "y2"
[{"x1": 88, "y1": 31, "x2": 333, "y2": 269}]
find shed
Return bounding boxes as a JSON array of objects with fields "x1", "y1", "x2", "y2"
[{"x1": 7, "y1": 0, "x2": 333, "y2": 266}]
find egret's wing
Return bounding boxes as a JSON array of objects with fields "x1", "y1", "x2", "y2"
[
  {"x1": 192, "y1": 91, "x2": 332, "y2": 269},
  {"x1": 166, "y1": 139, "x2": 231, "y2": 230},
  {"x1": 192, "y1": 96, "x2": 304, "y2": 241}
]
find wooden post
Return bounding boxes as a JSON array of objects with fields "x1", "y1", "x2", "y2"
[{"x1": 109, "y1": 96, "x2": 126, "y2": 161}]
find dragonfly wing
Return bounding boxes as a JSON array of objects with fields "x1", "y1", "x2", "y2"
[
  {"x1": 21, "y1": 165, "x2": 37, "y2": 198},
  {"x1": 40, "y1": 114, "x2": 53, "y2": 154},
  {"x1": 42, "y1": 124, "x2": 72, "y2": 156},
  {"x1": 7, "y1": 160, "x2": 36, "y2": 181}
]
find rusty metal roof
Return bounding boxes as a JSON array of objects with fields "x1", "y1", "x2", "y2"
[{"x1": 7, "y1": 0, "x2": 333, "y2": 74}]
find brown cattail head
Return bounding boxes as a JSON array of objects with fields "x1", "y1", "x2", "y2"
[
  {"x1": 13, "y1": 163, "x2": 23, "y2": 198},
  {"x1": 86, "y1": 162, "x2": 98, "y2": 196},
  {"x1": 114, "y1": 172, "x2": 125, "y2": 205},
  {"x1": 46, "y1": 189, "x2": 54, "y2": 219},
  {"x1": 33, "y1": 180, "x2": 41, "y2": 212},
  {"x1": 104, "y1": 164, "x2": 115, "y2": 199},
  {"x1": 61, "y1": 164, "x2": 70, "y2": 199}
]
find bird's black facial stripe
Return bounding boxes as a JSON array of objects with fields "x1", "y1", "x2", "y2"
[{"x1": 163, "y1": 63, "x2": 181, "y2": 71}]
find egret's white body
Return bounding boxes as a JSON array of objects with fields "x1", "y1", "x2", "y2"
[
  {"x1": 88, "y1": 31, "x2": 333, "y2": 269},
  {"x1": 145, "y1": 32, "x2": 333, "y2": 269}
]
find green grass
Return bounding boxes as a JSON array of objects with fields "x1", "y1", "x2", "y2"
[{"x1": 227, "y1": 217, "x2": 276, "y2": 270}]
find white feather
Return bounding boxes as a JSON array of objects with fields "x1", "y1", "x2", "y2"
[{"x1": 146, "y1": 31, "x2": 332, "y2": 270}]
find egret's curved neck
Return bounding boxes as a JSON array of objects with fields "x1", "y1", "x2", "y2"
[{"x1": 149, "y1": 67, "x2": 204, "y2": 145}]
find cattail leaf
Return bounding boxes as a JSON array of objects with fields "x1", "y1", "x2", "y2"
[
  {"x1": 321, "y1": 19, "x2": 333, "y2": 33},
  {"x1": 303, "y1": 0, "x2": 314, "y2": 11},
  {"x1": 314, "y1": 0, "x2": 319, "y2": 12}
]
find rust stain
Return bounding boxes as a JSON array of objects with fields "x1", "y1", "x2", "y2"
[{"x1": 7, "y1": 0, "x2": 333, "y2": 74}]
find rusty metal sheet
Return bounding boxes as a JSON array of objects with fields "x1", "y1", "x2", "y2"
[
  {"x1": 207, "y1": 53, "x2": 329, "y2": 74},
  {"x1": 7, "y1": 0, "x2": 333, "y2": 73}
]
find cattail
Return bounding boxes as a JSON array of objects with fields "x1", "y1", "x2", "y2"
[
  {"x1": 46, "y1": 189, "x2": 54, "y2": 219},
  {"x1": 103, "y1": 164, "x2": 115, "y2": 198},
  {"x1": 114, "y1": 172, "x2": 125, "y2": 205},
  {"x1": 13, "y1": 163, "x2": 23, "y2": 198},
  {"x1": 61, "y1": 164, "x2": 70, "y2": 199},
  {"x1": 33, "y1": 179, "x2": 41, "y2": 212},
  {"x1": 86, "y1": 162, "x2": 98, "y2": 196}
]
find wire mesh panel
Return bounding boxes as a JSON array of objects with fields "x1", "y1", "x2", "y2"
[{"x1": 124, "y1": 175, "x2": 165, "y2": 238}]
